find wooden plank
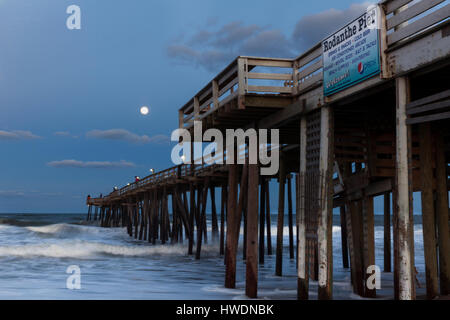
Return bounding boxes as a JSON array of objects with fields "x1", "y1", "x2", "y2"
[
  {"x1": 296, "y1": 60, "x2": 323, "y2": 81},
  {"x1": 246, "y1": 58, "x2": 293, "y2": 68},
  {"x1": 247, "y1": 72, "x2": 292, "y2": 80},
  {"x1": 407, "y1": 98, "x2": 450, "y2": 115},
  {"x1": 406, "y1": 111, "x2": 450, "y2": 124},
  {"x1": 246, "y1": 85, "x2": 292, "y2": 94},
  {"x1": 407, "y1": 89, "x2": 450, "y2": 109},
  {"x1": 296, "y1": 72, "x2": 323, "y2": 94},
  {"x1": 257, "y1": 100, "x2": 305, "y2": 129},
  {"x1": 385, "y1": 0, "x2": 414, "y2": 14},
  {"x1": 388, "y1": 4, "x2": 450, "y2": 45},
  {"x1": 294, "y1": 44, "x2": 322, "y2": 68},
  {"x1": 387, "y1": 0, "x2": 445, "y2": 30}
]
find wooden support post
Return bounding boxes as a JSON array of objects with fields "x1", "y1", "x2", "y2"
[
  {"x1": 363, "y1": 196, "x2": 376, "y2": 298},
  {"x1": 435, "y1": 132, "x2": 450, "y2": 295},
  {"x1": 197, "y1": 179, "x2": 209, "y2": 259},
  {"x1": 419, "y1": 123, "x2": 439, "y2": 299},
  {"x1": 220, "y1": 184, "x2": 227, "y2": 256},
  {"x1": 298, "y1": 116, "x2": 309, "y2": 300},
  {"x1": 350, "y1": 200, "x2": 365, "y2": 296},
  {"x1": 189, "y1": 184, "x2": 195, "y2": 255},
  {"x1": 259, "y1": 177, "x2": 266, "y2": 265},
  {"x1": 384, "y1": 192, "x2": 391, "y2": 272},
  {"x1": 317, "y1": 106, "x2": 333, "y2": 300},
  {"x1": 246, "y1": 164, "x2": 259, "y2": 298},
  {"x1": 287, "y1": 174, "x2": 294, "y2": 260},
  {"x1": 275, "y1": 154, "x2": 286, "y2": 277},
  {"x1": 265, "y1": 178, "x2": 272, "y2": 255},
  {"x1": 210, "y1": 185, "x2": 219, "y2": 240},
  {"x1": 340, "y1": 206, "x2": 349, "y2": 269},
  {"x1": 225, "y1": 164, "x2": 239, "y2": 288},
  {"x1": 394, "y1": 76, "x2": 415, "y2": 300}
]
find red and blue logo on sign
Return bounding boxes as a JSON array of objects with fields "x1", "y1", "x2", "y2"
[{"x1": 358, "y1": 62, "x2": 364, "y2": 74}]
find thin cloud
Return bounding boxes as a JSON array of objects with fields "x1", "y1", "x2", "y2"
[
  {"x1": 168, "y1": 21, "x2": 293, "y2": 72},
  {"x1": 0, "y1": 130, "x2": 41, "y2": 140},
  {"x1": 0, "y1": 190, "x2": 26, "y2": 198},
  {"x1": 86, "y1": 129, "x2": 170, "y2": 144},
  {"x1": 47, "y1": 160, "x2": 136, "y2": 169},
  {"x1": 168, "y1": 2, "x2": 373, "y2": 72},
  {"x1": 54, "y1": 131, "x2": 78, "y2": 138}
]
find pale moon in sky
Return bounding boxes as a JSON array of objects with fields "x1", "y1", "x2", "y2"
[{"x1": 140, "y1": 106, "x2": 149, "y2": 115}]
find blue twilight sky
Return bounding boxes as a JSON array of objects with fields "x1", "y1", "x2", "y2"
[{"x1": 0, "y1": 0, "x2": 386, "y2": 213}]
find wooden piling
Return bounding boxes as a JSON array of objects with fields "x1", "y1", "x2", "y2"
[
  {"x1": 340, "y1": 206, "x2": 349, "y2": 269},
  {"x1": 220, "y1": 184, "x2": 227, "y2": 256},
  {"x1": 225, "y1": 164, "x2": 239, "y2": 288},
  {"x1": 259, "y1": 177, "x2": 266, "y2": 265},
  {"x1": 384, "y1": 192, "x2": 391, "y2": 272},
  {"x1": 297, "y1": 116, "x2": 309, "y2": 300},
  {"x1": 394, "y1": 76, "x2": 415, "y2": 300},
  {"x1": 317, "y1": 106, "x2": 333, "y2": 300},
  {"x1": 275, "y1": 154, "x2": 286, "y2": 277},
  {"x1": 363, "y1": 196, "x2": 376, "y2": 298},
  {"x1": 287, "y1": 174, "x2": 294, "y2": 260},
  {"x1": 435, "y1": 132, "x2": 450, "y2": 295},
  {"x1": 245, "y1": 164, "x2": 259, "y2": 298},
  {"x1": 419, "y1": 123, "x2": 439, "y2": 299},
  {"x1": 265, "y1": 178, "x2": 272, "y2": 255}
]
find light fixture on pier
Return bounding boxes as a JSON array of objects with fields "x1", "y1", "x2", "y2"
[
  {"x1": 181, "y1": 155, "x2": 186, "y2": 163},
  {"x1": 149, "y1": 168, "x2": 155, "y2": 174}
]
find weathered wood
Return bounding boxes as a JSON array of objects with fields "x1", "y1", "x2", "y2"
[
  {"x1": 340, "y1": 206, "x2": 349, "y2": 269},
  {"x1": 394, "y1": 76, "x2": 415, "y2": 300},
  {"x1": 275, "y1": 154, "x2": 286, "y2": 277},
  {"x1": 297, "y1": 116, "x2": 308, "y2": 300},
  {"x1": 384, "y1": 192, "x2": 392, "y2": 272},
  {"x1": 419, "y1": 123, "x2": 439, "y2": 299},
  {"x1": 259, "y1": 177, "x2": 266, "y2": 265},
  {"x1": 434, "y1": 132, "x2": 450, "y2": 295},
  {"x1": 317, "y1": 106, "x2": 333, "y2": 300},
  {"x1": 225, "y1": 164, "x2": 239, "y2": 288},
  {"x1": 246, "y1": 164, "x2": 259, "y2": 298},
  {"x1": 220, "y1": 184, "x2": 227, "y2": 256},
  {"x1": 363, "y1": 196, "x2": 376, "y2": 298},
  {"x1": 189, "y1": 184, "x2": 195, "y2": 255},
  {"x1": 287, "y1": 174, "x2": 294, "y2": 260},
  {"x1": 265, "y1": 178, "x2": 273, "y2": 256},
  {"x1": 210, "y1": 185, "x2": 219, "y2": 240}
]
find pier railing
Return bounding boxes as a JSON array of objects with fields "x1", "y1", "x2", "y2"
[
  {"x1": 179, "y1": 0, "x2": 450, "y2": 129},
  {"x1": 383, "y1": 0, "x2": 450, "y2": 47}
]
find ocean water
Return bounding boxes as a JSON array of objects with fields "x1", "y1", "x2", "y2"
[{"x1": 0, "y1": 213, "x2": 426, "y2": 300}]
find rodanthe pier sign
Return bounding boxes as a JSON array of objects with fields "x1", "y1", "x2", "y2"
[{"x1": 323, "y1": 5, "x2": 381, "y2": 96}]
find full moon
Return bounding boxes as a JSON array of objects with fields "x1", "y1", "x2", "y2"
[{"x1": 140, "y1": 106, "x2": 149, "y2": 115}]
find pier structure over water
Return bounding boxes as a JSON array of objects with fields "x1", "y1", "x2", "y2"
[{"x1": 87, "y1": 0, "x2": 450, "y2": 300}]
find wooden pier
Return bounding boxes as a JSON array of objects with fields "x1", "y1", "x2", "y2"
[{"x1": 87, "y1": 0, "x2": 450, "y2": 300}]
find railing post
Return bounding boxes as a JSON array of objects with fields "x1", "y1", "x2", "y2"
[
  {"x1": 237, "y1": 57, "x2": 247, "y2": 109},
  {"x1": 212, "y1": 79, "x2": 219, "y2": 110},
  {"x1": 194, "y1": 96, "x2": 200, "y2": 120}
]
